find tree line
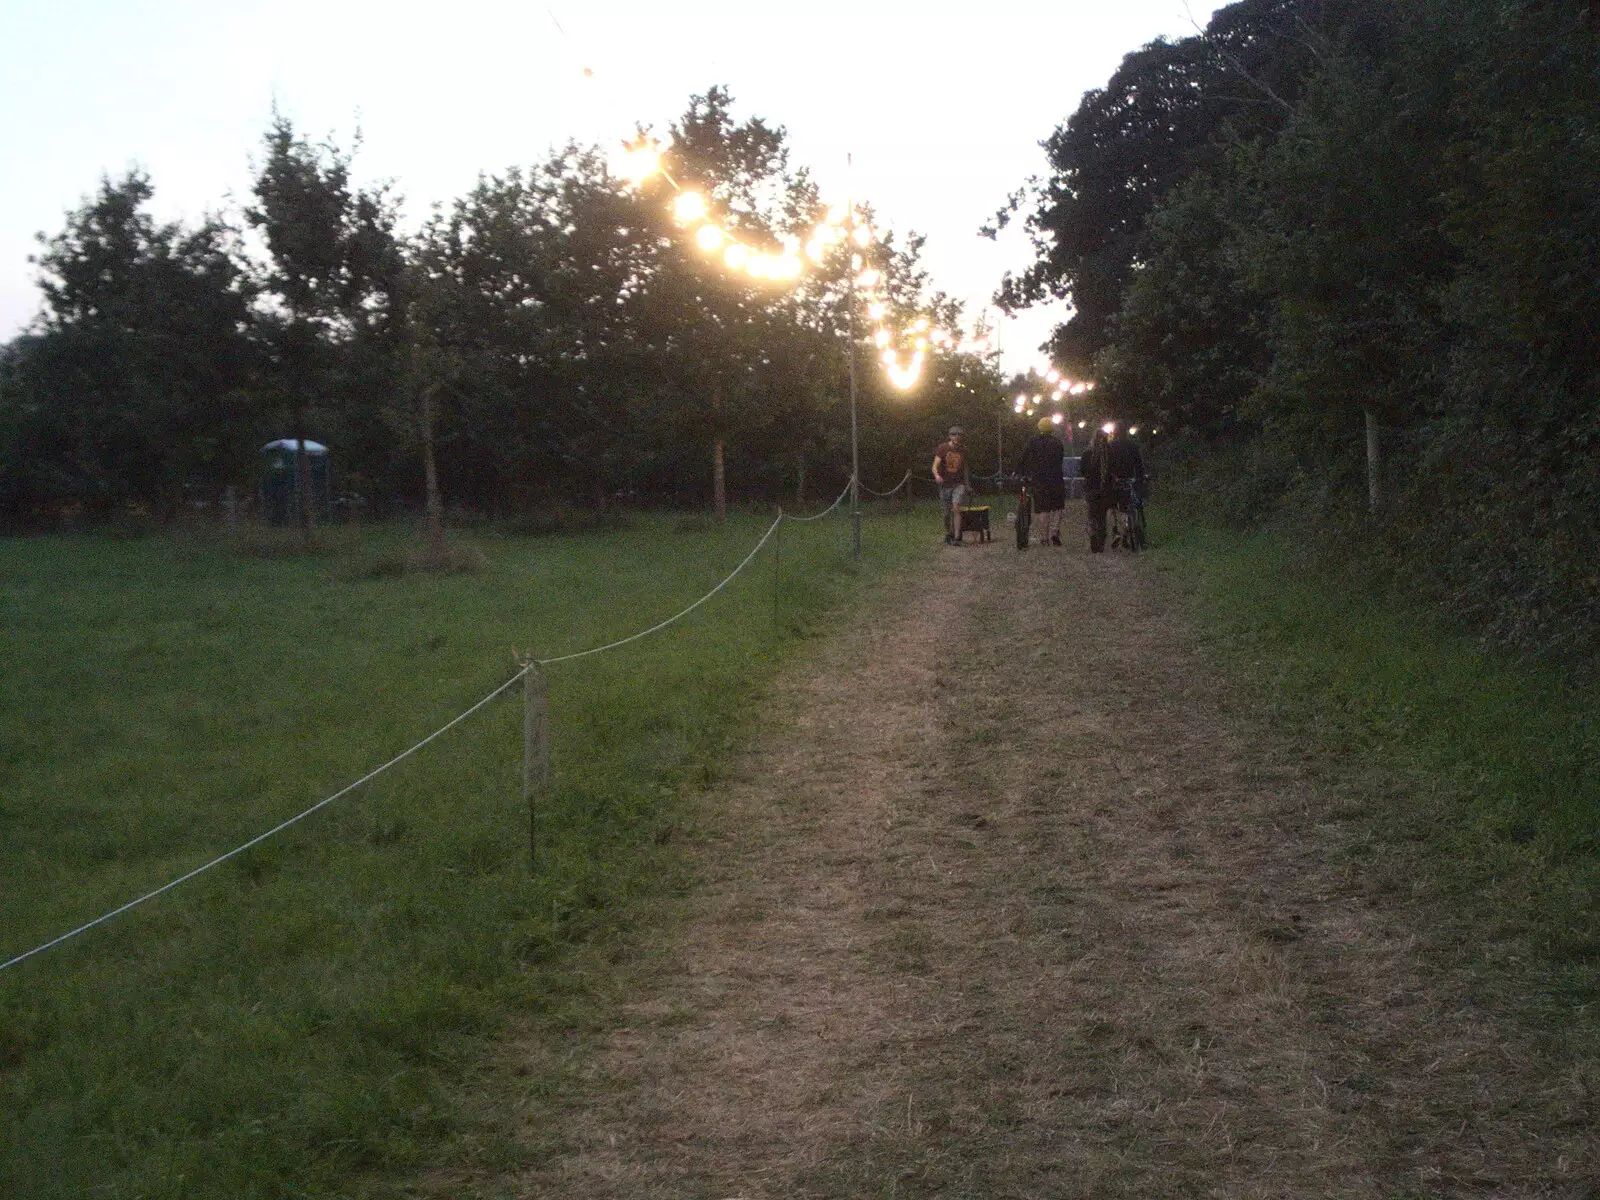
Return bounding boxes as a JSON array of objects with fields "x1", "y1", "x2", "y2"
[
  {"x1": 0, "y1": 88, "x2": 1005, "y2": 531},
  {"x1": 997, "y1": 0, "x2": 1600, "y2": 654}
]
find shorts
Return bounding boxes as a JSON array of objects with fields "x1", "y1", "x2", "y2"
[
  {"x1": 1031, "y1": 481, "x2": 1066, "y2": 513},
  {"x1": 939, "y1": 483, "x2": 971, "y2": 512}
]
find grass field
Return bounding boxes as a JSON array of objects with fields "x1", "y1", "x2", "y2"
[
  {"x1": 1154, "y1": 515, "x2": 1600, "y2": 1017},
  {"x1": 0, "y1": 504, "x2": 933, "y2": 1198}
]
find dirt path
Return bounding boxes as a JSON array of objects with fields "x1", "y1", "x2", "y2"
[{"x1": 510, "y1": 532, "x2": 1596, "y2": 1198}]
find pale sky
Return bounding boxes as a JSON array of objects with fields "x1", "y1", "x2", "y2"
[{"x1": 1, "y1": 0, "x2": 1222, "y2": 374}]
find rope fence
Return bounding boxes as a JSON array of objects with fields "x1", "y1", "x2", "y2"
[
  {"x1": 1, "y1": 484, "x2": 880, "y2": 975},
  {"x1": 780, "y1": 477, "x2": 853, "y2": 522},
  {"x1": 858, "y1": 470, "x2": 912, "y2": 498}
]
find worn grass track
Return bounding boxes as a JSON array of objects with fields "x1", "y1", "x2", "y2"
[{"x1": 484, "y1": 527, "x2": 1596, "y2": 1199}]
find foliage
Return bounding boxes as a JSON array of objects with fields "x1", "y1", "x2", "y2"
[
  {"x1": 1005, "y1": 0, "x2": 1600, "y2": 656},
  {"x1": 1, "y1": 89, "x2": 1001, "y2": 529},
  {"x1": 989, "y1": 0, "x2": 1320, "y2": 374},
  {"x1": 0, "y1": 173, "x2": 257, "y2": 521}
]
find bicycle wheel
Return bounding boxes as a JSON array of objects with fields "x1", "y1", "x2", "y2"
[{"x1": 1015, "y1": 492, "x2": 1032, "y2": 549}]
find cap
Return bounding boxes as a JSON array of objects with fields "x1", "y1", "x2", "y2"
[{"x1": 948, "y1": 426, "x2": 965, "y2": 437}]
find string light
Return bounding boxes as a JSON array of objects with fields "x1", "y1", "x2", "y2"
[{"x1": 618, "y1": 137, "x2": 949, "y2": 390}]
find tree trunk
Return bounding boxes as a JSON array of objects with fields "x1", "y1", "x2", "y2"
[
  {"x1": 420, "y1": 382, "x2": 444, "y2": 545},
  {"x1": 293, "y1": 413, "x2": 315, "y2": 541},
  {"x1": 713, "y1": 438, "x2": 727, "y2": 522},
  {"x1": 1364, "y1": 408, "x2": 1381, "y2": 512}
]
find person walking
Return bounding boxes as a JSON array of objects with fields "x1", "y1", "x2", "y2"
[
  {"x1": 1081, "y1": 423, "x2": 1147, "y2": 552},
  {"x1": 1080, "y1": 426, "x2": 1112, "y2": 553},
  {"x1": 932, "y1": 426, "x2": 972, "y2": 545},
  {"x1": 1014, "y1": 417, "x2": 1067, "y2": 546}
]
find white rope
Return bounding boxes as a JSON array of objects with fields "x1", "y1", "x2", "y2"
[
  {"x1": 858, "y1": 470, "x2": 912, "y2": 498},
  {"x1": 2, "y1": 512, "x2": 790, "y2": 973},
  {"x1": 536, "y1": 512, "x2": 784, "y2": 664},
  {"x1": 0, "y1": 670, "x2": 528, "y2": 974},
  {"x1": 781, "y1": 477, "x2": 854, "y2": 523}
]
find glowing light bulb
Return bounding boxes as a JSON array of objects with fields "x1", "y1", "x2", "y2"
[
  {"x1": 868, "y1": 301, "x2": 887, "y2": 320},
  {"x1": 696, "y1": 225, "x2": 725, "y2": 252},
  {"x1": 673, "y1": 192, "x2": 707, "y2": 223},
  {"x1": 1045, "y1": 368, "x2": 1061, "y2": 384},
  {"x1": 724, "y1": 243, "x2": 750, "y2": 269},
  {"x1": 773, "y1": 254, "x2": 802, "y2": 279},
  {"x1": 1052, "y1": 413, "x2": 1064, "y2": 425},
  {"x1": 852, "y1": 224, "x2": 872, "y2": 247},
  {"x1": 805, "y1": 238, "x2": 825, "y2": 262},
  {"x1": 874, "y1": 329, "x2": 890, "y2": 348},
  {"x1": 619, "y1": 144, "x2": 661, "y2": 185},
  {"x1": 857, "y1": 269, "x2": 881, "y2": 288}
]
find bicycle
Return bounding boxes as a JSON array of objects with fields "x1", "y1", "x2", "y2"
[
  {"x1": 1108, "y1": 479, "x2": 1146, "y2": 552},
  {"x1": 1014, "y1": 483, "x2": 1032, "y2": 550}
]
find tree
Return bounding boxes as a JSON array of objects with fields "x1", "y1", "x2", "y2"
[
  {"x1": 1096, "y1": 169, "x2": 1269, "y2": 439},
  {"x1": 0, "y1": 171, "x2": 256, "y2": 522},
  {"x1": 246, "y1": 113, "x2": 401, "y2": 535},
  {"x1": 991, "y1": 0, "x2": 1322, "y2": 370},
  {"x1": 636, "y1": 87, "x2": 825, "y2": 519}
]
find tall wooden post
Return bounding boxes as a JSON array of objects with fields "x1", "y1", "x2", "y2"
[
  {"x1": 713, "y1": 437, "x2": 727, "y2": 523},
  {"x1": 523, "y1": 663, "x2": 550, "y2": 865}
]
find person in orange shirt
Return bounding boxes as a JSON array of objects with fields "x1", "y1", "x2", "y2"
[{"x1": 931, "y1": 425, "x2": 972, "y2": 545}]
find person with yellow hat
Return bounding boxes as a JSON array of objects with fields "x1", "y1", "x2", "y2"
[{"x1": 1012, "y1": 416, "x2": 1067, "y2": 546}]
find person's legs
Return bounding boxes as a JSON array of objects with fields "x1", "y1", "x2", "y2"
[
  {"x1": 1086, "y1": 494, "x2": 1108, "y2": 552},
  {"x1": 950, "y1": 484, "x2": 969, "y2": 543},
  {"x1": 939, "y1": 486, "x2": 955, "y2": 542},
  {"x1": 1038, "y1": 506, "x2": 1063, "y2": 544}
]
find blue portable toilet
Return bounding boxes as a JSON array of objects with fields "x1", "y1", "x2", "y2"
[{"x1": 260, "y1": 439, "x2": 331, "y2": 525}]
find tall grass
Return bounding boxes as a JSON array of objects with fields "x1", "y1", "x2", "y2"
[
  {"x1": 0, "y1": 505, "x2": 932, "y2": 1197},
  {"x1": 1154, "y1": 514, "x2": 1600, "y2": 1013}
]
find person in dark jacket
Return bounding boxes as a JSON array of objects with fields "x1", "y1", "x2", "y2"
[
  {"x1": 1080, "y1": 424, "x2": 1146, "y2": 552},
  {"x1": 1014, "y1": 416, "x2": 1067, "y2": 546}
]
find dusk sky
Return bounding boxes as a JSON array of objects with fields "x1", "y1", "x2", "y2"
[{"x1": 1, "y1": 0, "x2": 1224, "y2": 374}]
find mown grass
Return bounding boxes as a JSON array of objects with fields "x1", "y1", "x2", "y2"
[
  {"x1": 0, "y1": 504, "x2": 932, "y2": 1198},
  {"x1": 1152, "y1": 512, "x2": 1600, "y2": 1014}
]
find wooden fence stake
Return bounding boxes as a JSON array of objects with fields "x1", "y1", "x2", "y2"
[{"x1": 523, "y1": 662, "x2": 550, "y2": 866}]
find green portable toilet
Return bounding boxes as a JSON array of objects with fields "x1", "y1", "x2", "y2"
[{"x1": 260, "y1": 439, "x2": 331, "y2": 525}]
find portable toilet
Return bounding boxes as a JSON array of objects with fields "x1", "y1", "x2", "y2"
[{"x1": 260, "y1": 439, "x2": 331, "y2": 525}]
